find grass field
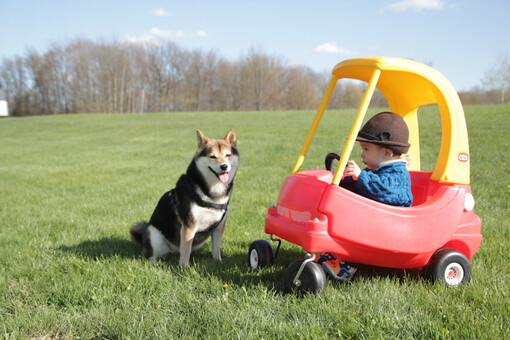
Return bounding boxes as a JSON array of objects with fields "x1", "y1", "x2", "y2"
[{"x1": 1, "y1": 105, "x2": 509, "y2": 339}]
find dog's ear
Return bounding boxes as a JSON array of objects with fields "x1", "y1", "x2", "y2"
[
  {"x1": 224, "y1": 128, "x2": 237, "y2": 147},
  {"x1": 196, "y1": 130, "x2": 209, "y2": 147}
]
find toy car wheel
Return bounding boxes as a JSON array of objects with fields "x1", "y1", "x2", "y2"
[
  {"x1": 425, "y1": 249, "x2": 472, "y2": 286},
  {"x1": 248, "y1": 240, "x2": 274, "y2": 269},
  {"x1": 284, "y1": 260, "x2": 327, "y2": 294}
]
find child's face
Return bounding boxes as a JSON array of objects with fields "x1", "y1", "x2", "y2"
[{"x1": 359, "y1": 142, "x2": 390, "y2": 170}]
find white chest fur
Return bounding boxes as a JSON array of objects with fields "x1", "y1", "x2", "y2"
[
  {"x1": 190, "y1": 203, "x2": 225, "y2": 231},
  {"x1": 210, "y1": 182, "x2": 228, "y2": 196}
]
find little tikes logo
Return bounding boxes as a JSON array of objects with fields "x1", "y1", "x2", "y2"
[{"x1": 458, "y1": 153, "x2": 469, "y2": 162}]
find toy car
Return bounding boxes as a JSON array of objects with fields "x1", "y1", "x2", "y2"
[{"x1": 248, "y1": 57, "x2": 482, "y2": 293}]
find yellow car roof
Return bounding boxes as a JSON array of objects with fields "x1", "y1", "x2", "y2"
[{"x1": 332, "y1": 57, "x2": 470, "y2": 184}]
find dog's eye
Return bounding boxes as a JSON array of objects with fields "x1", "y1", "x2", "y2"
[
  {"x1": 225, "y1": 154, "x2": 231, "y2": 158},
  {"x1": 209, "y1": 155, "x2": 217, "y2": 159}
]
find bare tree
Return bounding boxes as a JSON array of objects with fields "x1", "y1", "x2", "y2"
[
  {"x1": 9, "y1": 38, "x2": 485, "y2": 115},
  {"x1": 186, "y1": 49, "x2": 219, "y2": 111},
  {"x1": 483, "y1": 54, "x2": 510, "y2": 103},
  {"x1": 162, "y1": 43, "x2": 187, "y2": 112},
  {"x1": 241, "y1": 46, "x2": 285, "y2": 111},
  {"x1": 211, "y1": 59, "x2": 241, "y2": 111},
  {"x1": 24, "y1": 44, "x2": 72, "y2": 115},
  {"x1": 281, "y1": 65, "x2": 321, "y2": 110},
  {"x1": 65, "y1": 39, "x2": 97, "y2": 113},
  {"x1": 0, "y1": 56, "x2": 31, "y2": 115}
]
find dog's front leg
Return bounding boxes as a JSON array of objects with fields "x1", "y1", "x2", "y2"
[
  {"x1": 179, "y1": 226, "x2": 197, "y2": 266},
  {"x1": 211, "y1": 223, "x2": 225, "y2": 261}
]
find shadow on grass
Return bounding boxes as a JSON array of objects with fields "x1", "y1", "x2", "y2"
[
  {"x1": 58, "y1": 236, "x2": 139, "y2": 260},
  {"x1": 352, "y1": 263, "x2": 424, "y2": 283},
  {"x1": 57, "y1": 236, "x2": 299, "y2": 292},
  {"x1": 58, "y1": 237, "x2": 425, "y2": 293}
]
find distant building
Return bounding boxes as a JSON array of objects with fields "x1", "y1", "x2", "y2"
[{"x1": 0, "y1": 84, "x2": 8, "y2": 116}]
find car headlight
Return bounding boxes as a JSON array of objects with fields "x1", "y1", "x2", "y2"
[{"x1": 464, "y1": 193, "x2": 475, "y2": 211}]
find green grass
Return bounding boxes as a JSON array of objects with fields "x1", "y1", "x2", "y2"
[{"x1": 0, "y1": 106, "x2": 509, "y2": 339}]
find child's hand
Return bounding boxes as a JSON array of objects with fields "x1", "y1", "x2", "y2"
[{"x1": 343, "y1": 160, "x2": 361, "y2": 180}]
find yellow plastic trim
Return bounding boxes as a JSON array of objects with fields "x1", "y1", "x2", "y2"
[
  {"x1": 291, "y1": 57, "x2": 470, "y2": 185},
  {"x1": 291, "y1": 76, "x2": 337, "y2": 175},
  {"x1": 332, "y1": 69, "x2": 381, "y2": 185}
]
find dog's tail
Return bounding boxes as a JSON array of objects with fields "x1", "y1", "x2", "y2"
[{"x1": 130, "y1": 221, "x2": 149, "y2": 245}]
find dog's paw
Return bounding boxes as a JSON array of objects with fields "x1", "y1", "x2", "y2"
[{"x1": 179, "y1": 258, "x2": 190, "y2": 266}]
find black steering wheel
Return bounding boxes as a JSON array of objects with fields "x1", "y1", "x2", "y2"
[{"x1": 324, "y1": 152, "x2": 340, "y2": 171}]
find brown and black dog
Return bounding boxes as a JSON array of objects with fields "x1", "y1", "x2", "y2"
[{"x1": 130, "y1": 129, "x2": 239, "y2": 266}]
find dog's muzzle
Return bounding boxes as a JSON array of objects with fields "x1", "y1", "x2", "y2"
[{"x1": 209, "y1": 166, "x2": 230, "y2": 183}]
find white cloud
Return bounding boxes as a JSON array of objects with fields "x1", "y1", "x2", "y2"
[
  {"x1": 149, "y1": 27, "x2": 186, "y2": 38},
  {"x1": 388, "y1": 0, "x2": 445, "y2": 12},
  {"x1": 148, "y1": 27, "x2": 209, "y2": 38},
  {"x1": 312, "y1": 42, "x2": 356, "y2": 55},
  {"x1": 152, "y1": 8, "x2": 170, "y2": 16},
  {"x1": 124, "y1": 27, "x2": 209, "y2": 46},
  {"x1": 195, "y1": 30, "x2": 209, "y2": 37},
  {"x1": 123, "y1": 34, "x2": 162, "y2": 46}
]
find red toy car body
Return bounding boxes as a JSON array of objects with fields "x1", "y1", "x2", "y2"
[
  {"x1": 249, "y1": 57, "x2": 482, "y2": 292},
  {"x1": 265, "y1": 169, "x2": 481, "y2": 269}
]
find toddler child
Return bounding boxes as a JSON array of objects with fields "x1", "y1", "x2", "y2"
[{"x1": 318, "y1": 111, "x2": 413, "y2": 281}]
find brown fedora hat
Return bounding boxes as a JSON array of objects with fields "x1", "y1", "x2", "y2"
[{"x1": 356, "y1": 112, "x2": 411, "y2": 154}]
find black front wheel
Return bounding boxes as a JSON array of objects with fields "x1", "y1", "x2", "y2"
[
  {"x1": 248, "y1": 240, "x2": 274, "y2": 269},
  {"x1": 284, "y1": 260, "x2": 327, "y2": 294}
]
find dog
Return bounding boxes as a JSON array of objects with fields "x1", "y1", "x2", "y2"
[{"x1": 130, "y1": 129, "x2": 239, "y2": 266}]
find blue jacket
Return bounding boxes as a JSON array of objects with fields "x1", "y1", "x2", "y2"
[{"x1": 340, "y1": 161, "x2": 413, "y2": 207}]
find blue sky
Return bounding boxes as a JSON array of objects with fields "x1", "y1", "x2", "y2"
[{"x1": 0, "y1": 0, "x2": 508, "y2": 91}]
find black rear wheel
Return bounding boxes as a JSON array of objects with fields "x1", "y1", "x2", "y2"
[
  {"x1": 284, "y1": 260, "x2": 327, "y2": 294},
  {"x1": 424, "y1": 249, "x2": 472, "y2": 286}
]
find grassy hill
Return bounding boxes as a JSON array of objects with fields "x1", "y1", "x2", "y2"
[{"x1": 0, "y1": 105, "x2": 508, "y2": 338}]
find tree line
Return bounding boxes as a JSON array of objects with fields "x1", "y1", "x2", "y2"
[{"x1": 0, "y1": 38, "x2": 507, "y2": 116}]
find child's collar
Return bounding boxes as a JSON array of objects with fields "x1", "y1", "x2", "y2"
[{"x1": 378, "y1": 155, "x2": 411, "y2": 168}]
